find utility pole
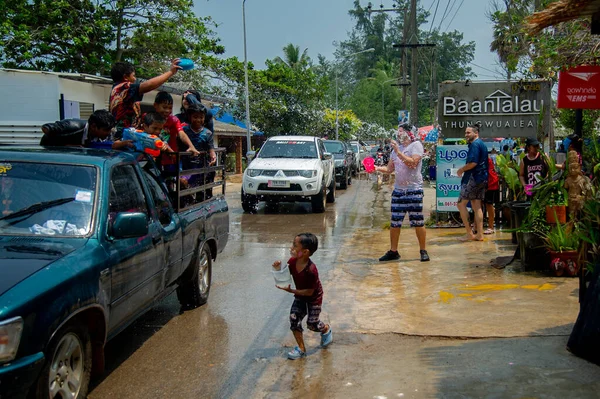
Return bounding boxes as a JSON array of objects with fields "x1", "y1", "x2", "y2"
[
  {"x1": 409, "y1": 0, "x2": 418, "y2": 125},
  {"x1": 401, "y1": 7, "x2": 409, "y2": 110}
]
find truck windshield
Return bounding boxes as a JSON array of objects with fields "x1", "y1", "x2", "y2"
[
  {"x1": 258, "y1": 140, "x2": 318, "y2": 159},
  {"x1": 0, "y1": 162, "x2": 97, "y2": 236},
  {"x1": 323, "y1": 142, "x2": 345, "y2": 154}
]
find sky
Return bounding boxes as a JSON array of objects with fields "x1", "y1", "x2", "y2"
[{"x1": 194, "y1": 0, "x2": 503, "y2": 80}]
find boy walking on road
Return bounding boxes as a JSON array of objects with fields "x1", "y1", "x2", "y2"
[{"x1": 273, "y1": 233, "x2": 333, "y2": 360}]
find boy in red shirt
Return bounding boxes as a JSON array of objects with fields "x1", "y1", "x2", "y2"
[
  {"x1": 152, "y1": 91, "x2": 199, "y2": 173},
  {"x1": 483, "y1": 156, "x2": 499, "y2": 234},
  {"x1": 273, "y1": 233, "x2": 333, "y2": 360}
]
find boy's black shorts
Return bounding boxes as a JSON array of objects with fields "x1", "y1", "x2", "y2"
[{"x1": 484, "y1": 189, "x2": 499, "y2": 205}]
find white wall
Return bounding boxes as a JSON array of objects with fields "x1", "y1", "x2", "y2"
[
  {"x1": 0, "y1": 70, "x2": 60, "y2": 124},
  {"x1": 59, "y1": 79, "x2": 112, "y2": 111}
]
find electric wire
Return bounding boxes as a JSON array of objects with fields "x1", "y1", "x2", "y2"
[
  {"x1": 428, "y1": 0, "x2": 441, "y2": 34},
  {"x1": 436, "y1": 0, "x2": 456, "y2": 31},
  {"x1": 444, "y1": 0, "x2": 465, "y2": 31}
]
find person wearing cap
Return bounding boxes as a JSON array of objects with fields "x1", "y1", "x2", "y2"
[
  {"x1": 183, "y1": 104, "x2": 217, "y2": 200},
  {"x1": 176, "y1": 90, "x2": 215, "y2": 134},
  {"x1": 519, "y1": 137, "x2": 548, "y2": 199},
  {"x1": 373, "y1": 123, "x2": 430, "y2": 262}
]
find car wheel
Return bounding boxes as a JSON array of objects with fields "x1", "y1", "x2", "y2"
[
  {"x1": 177, "y1": 243, "x2": 212, "y2": 308},
  {"x1": 311, "y1": 180, "x2": 326, "y2": 213},
  {"x1": 326, "y1": 176, "x2": 336, "y2": 203},
  {"x1": 241, "y1": 189, "x2": 258, "y2": 213},
  {"x1": 339, "y1": 168, "x2": 348, "y2": 189},
  {"x1": 35, "y1": 321, "x2": 92, "y2": 399}
]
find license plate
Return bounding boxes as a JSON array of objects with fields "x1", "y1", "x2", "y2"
[{"x1": 268, "y1": 180, "x2": 290, "y2": 188}]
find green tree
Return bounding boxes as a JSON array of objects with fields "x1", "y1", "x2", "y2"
[
  {"x1": 273, "y1": 44, "x2": 311, "y2": 70},
  {"x1": 335, "y1": 0, "x2": 475, "y2": 127},
  {"x1": 0, "y1": 0, "x2": 113, "y2": 73},
  {"x1": 488, "y1": 0, "x2": 600, "y2": 78},
  {"x1": 221, "y1": 57, "x2": 328, "y2": 136},
  {"x1": 0, "y1": 0, "x2": 223, "y2": 76}
]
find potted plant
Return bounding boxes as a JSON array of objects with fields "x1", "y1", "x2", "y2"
[
  {"x1": 545, "y1": 188, "x2": 568, "y2": 224},
  {"x1": 496, "y1": 153, "x2": 527, "y2": 243},
  {"x1": 517, "y1": 202, "x2": 550, "y2": 271},
  {"x1": 539, "y1": 221, "x2": 580, "y2": 277}
]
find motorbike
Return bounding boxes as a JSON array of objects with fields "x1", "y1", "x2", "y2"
[{"x1": 374, "y1": 149, "x2": 389, "y2": 166}]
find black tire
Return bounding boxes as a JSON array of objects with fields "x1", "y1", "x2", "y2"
[
  {"x1": 339, "y1": 168, "x2": 348, "y2": 189},
  {"x1": 34, "y1": 322, "x2": 92, "y2": 399},
  {"x1": 326, "y1": 176, "x2": 336, "y2": 203},
  {"x1": 311, "y1": 181, "x2": 326, "y2": 213},
  {"x1": 241, "y1": 189, "x2": 258, "y2": 213},
  {"x1": 177, "y1": 243, "x2": 212, "y2": 308}
]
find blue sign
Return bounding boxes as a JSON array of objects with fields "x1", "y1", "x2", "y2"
[{"x1": 436, "y1": 145, "x2": 468, "y2": 212}]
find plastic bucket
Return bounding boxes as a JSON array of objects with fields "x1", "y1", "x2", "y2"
[
  {"x1": 518, "y1": 231, "x2": 548, "y2": 271},
  {"x1": 363, "y1": 157, "x2": 375, "y2": 173},
  {"x1": 178, "y1": 58, "x2": 195, "y2": 71},
  {"x1": 272, "y1": 263, "x2": 292, "y2": 288},
  {"x1": 508, "y1": 201, "x2": 530, "y2": 244}
]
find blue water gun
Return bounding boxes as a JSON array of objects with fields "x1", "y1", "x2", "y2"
[{"x1": 122, "y1": 128, "x2": 165, "y2": 157}]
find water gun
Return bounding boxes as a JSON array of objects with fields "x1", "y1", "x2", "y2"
[{"x1": 123, "y1": 128, "x2": 164, "y2": 157}]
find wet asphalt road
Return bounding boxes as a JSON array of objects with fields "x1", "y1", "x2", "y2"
[{"x1": 88, "y1": 175, "x2": 600, "y2": 399}]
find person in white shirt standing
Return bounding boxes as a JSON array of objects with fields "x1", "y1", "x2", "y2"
[{"x1": 373, "y1": 124, "x2": 430, "y2": 262}]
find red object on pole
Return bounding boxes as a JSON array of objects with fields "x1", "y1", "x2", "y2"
[{"x1": 557, "y1": 65, "x2": 600, "y2": 109}]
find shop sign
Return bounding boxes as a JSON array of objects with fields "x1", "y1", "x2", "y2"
[
  {"x1": 557, "y1": 65, "x2": 600, "y2": 109},
  {"x1": 438, "y1": 80, "x2": 551, "y2": 138}
]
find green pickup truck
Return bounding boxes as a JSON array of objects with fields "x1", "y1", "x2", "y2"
[{"x1": 0, "y1": 147, "x2": 229, "y2": 399}]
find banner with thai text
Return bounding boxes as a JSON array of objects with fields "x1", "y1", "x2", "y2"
[{"x1": 436, "y1": 145, "x2": 468, "y2": 212}]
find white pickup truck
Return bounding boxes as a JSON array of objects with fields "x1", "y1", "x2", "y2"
[{"x1": 241, "y1": 136, "x2": 335, "y2": 213}]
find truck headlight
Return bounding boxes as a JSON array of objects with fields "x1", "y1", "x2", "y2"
[
  {"x1": 298, "y1": 170, "x2": 317, "y2": 178},
  {"x1": 246, "y1": 169, "x2": 262, "y2": 177},
  {"x1": 0, "y1": 317, "x2": 23, "y2": 363}
]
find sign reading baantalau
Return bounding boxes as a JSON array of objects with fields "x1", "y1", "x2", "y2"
[{"x1": 438, "y1": 80, "x2": 552, "y2": 138}]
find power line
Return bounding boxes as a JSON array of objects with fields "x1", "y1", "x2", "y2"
[
  {"x1": 428, "y1": 0, "x2": 441, "y2": 34},
  {"x1": 470, "y1": 62, "x2": 504, "y2": 77},
  {"x1": 444, "y1": 0, "x2": 464, "y2": 31},
  {"x1": 437, "y1": 0, "x2": 457, "y2": 31}
]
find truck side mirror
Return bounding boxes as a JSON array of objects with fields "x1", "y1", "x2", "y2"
[
  {"x1": 323, "y1": 152, "x2": 333, "y2": 160},
  {"x1": 110, "y1": 212, "x2": 148, "y2": 239},
  {"x1": 246, "y1": 151, "x2": 256, "y2": 164}
]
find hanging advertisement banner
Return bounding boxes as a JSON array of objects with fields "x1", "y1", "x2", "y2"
[
  {"x1": 436, "y1": 145, "x2": 468, "y2": 212},
  {"x1": 437, "y1": 80, "x2": 552, "y2": 139}
]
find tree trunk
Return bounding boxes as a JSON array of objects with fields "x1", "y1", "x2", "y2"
[{"x1": 115, "y1": 10, "x2": 124, "y2": 62}]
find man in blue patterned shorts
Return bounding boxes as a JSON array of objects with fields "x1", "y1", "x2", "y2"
[{"x1": 374, "y1": 124, "x2": 430, "y2": 262}]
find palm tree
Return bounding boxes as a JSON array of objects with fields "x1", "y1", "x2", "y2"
[{"x1": 274, "y1": 43, "x2": 310, "y2": 69}]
